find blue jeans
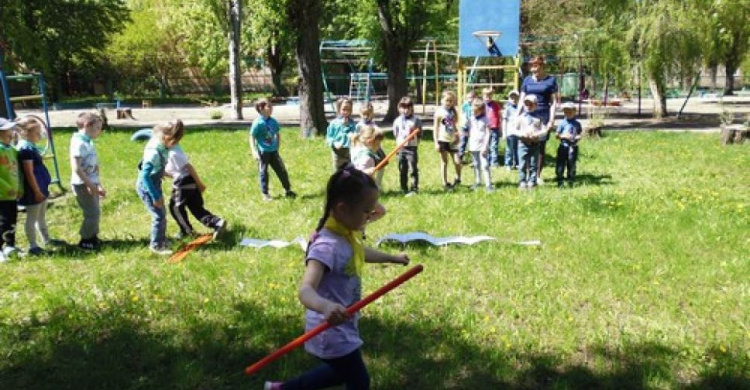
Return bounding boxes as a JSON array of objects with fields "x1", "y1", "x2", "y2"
[
  {"x1": 458, "y1": 132, "x2": 469, "y2": 159},
  {"x1": 283, "y1": 349, "x2": 370, "y2": 390},
  {"x1": 489, "y1": 128, "x2": 501, "y2": 166},
  {"x1": 556, "y1": 144, "x2": 579, "y2": 183},
  {"x1": 505, "y1": 135, "x2": 519, "y2": 167},
  {"x1": 137, "y1": 183, "x2": 167, "y2": 247},
  {"x1": 518, "y1": 142, "x2": 539, "y2": 185}
]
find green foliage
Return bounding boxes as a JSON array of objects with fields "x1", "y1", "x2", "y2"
[{"x1": 0, "y1": 129, "x2": 747, "y2": 388}]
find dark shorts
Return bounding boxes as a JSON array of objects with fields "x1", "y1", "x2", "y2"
[{"x1": 438, "y1": 141, "x2": 458, "y2": 153}]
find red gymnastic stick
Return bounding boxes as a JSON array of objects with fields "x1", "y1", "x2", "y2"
[
  {"x1": 373, "y1": 129, "x2": 420, "y2": 172},
  {"x1": 244, "y1": 264, "x2": 424, "y2": 376}
]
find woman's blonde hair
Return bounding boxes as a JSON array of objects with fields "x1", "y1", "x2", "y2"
[
  {"x1": 351, "y1": 124, "x2": 383, "y2": 147},
  {"x1": 153, "y1": 119, "x2": 185, "y2": 145}
]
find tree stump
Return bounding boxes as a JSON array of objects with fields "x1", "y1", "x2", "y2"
[
  {"x1": 116, "y1": 108, "x2": 134, "y2": 120},
  {"x1": 721, "y1": 124, "x2": 748, "y2": 145},
  {"x1": 585, "y1": 126, "x2": 602, "y2": 138}
]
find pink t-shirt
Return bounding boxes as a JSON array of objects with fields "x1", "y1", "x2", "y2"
[{"x1": 484, "y1": 100, "x2": 502, "y2": 129}]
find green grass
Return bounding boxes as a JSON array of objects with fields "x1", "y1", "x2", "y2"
[{"x1": 0, "y1": 128, "x2": 747, "y2": 389}]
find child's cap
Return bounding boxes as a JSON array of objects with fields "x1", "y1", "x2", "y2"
[
  {"x1": 508, "y1": 90, "x2": 520, "y2": 98},
  {"x1": 523, "y1": 94, "x2": 537, "y2": 104},
  {"x1": 561, "y1": 102, "x2": 576, "y2": 111},
  {"x1": 0, "y1": 118, "x2": 17, "y2": 131}
]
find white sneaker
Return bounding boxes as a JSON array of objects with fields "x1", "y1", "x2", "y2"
[
  {"x1": 0, "y1": 252, "x2": 7, "y2": 263},
  {"x1": 3, "y1": 246, "x2": 19, "y2": 259},
  {"x1": 149, "y1": 245, "x2": 173, "y2": 256},
  {"x1": 213, "y1": 219, "x2": 227, "y2": 240},
  {"x1": 537, "y1": 177, "x2": 545, "y2": 186}
]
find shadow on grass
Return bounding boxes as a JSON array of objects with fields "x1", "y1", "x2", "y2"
[{"x1": 1, "y1": 297, "x2": 746, "y2": 390}]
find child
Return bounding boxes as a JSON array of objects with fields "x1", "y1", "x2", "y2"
[
  {"x1": 16, "y1": 117, "x2": 60, "y2": 255},
  {"x1": 0, "y1": 118, "x2": 20, "y2": 261},
  {"x1": 433, "y1": 90, "x2": 462, "y2": 189},
  {"x1": 459, "y1": 89, "x2": 476, "y2": 163},
  {"x1": 264, "y1": 165, "x2": 409, "y2": 390},
  {"x1": 555, "y1": 102, "x2": 583, "y2": 187},
  {"x1": 356, "y1": 101, "x2": 376, "y2": 131},
  {"x1": 463, "y1": 98, "x2": 493, "y2": 192},
  {"x1": 137, "y1": 120, "x2": 183, "y2": 255},
  {"x1": 326, "y1": 98, "x2": 357, "y2": 171},
  {"x1": 512, "y1": 95, "x2": 545, "y2": 189},
  {"x1": 351, "y1": 124, "x2": 385, "y2": 188},
  {"x1": 250, "y1": 98, "x2": 297, "y2": 201},
  {"x1": 502, "y1": 90, "x2": 520, "y2": 170},
  {"x1": 482, "y1": 87, "x2": 502, "y2": 167},
  {"x1": 70, "y1": 112, "x2": 106, "y2": 251},
  {"x1": 166, "y1": 127, "x2": 226, "y2": 240},
  {"x1": 392, "y1": 96, "x2": 422, "y2": 195}
]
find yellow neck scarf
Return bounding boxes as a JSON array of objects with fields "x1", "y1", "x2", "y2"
[{"x1": 324, "y1": 216, "x2": 364, "y2": 278}]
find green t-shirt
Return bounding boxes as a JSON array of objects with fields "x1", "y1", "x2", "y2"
[{"x1": 0, "y1": 142, "x2": 20, "y2": 201}]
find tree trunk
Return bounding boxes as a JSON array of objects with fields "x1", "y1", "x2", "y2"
[
  {"x1": 288, "y1": 0, "x2": 327, "y2": 137},
  {"x1": 723, "y1": 61, "x2": 736, "y2": 96},
  {"x1": 227, "y1": 0, "x2": 243, "y2": 120},
  {"x1": 647, "y1": 74, "x2": 667, "y2": 118},
  {"x1": 267, "y1": 43, "x2": 289, "y2": 97},
  {"x1": 709, "y1": 64, "x2": 718, "y2": 91},
  {"x1": 412, "y1": 61, "x2": 422, "y2": 103},
  {"x1": 383, "y1": 46, "x2": 410, "y2": 122}
]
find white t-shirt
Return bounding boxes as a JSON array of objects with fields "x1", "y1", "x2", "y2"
[
  {"x1": 165, "y1": 145, "x2": 190, "y2": 181},
  {"x1": 467, "y1": 115, "x2": 490, "y2": 152},
  {"x1": 69, "y1": 133, "x2": 99, "y2": 185},
  {"x1": 434, "y1": 106, "x2": 459, "y2": 144}
]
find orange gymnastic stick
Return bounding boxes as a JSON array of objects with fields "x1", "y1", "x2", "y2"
[
  {"x1": 244, "y1": 264, "x2": 424, "y2": 376},
  {"x1": 373, "y1": 129, "x2": 420, "y2": 172}
]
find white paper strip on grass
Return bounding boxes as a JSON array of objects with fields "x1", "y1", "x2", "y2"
[
  {"x1": 376, "y1": 232, "x2": 541, "y2": 247},
  {"x1": 240, "y1": 237, "x2": 308, "y2": 251}
]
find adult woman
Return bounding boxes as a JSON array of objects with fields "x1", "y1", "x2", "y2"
[{"x1": 518, "y1": 56, "x2": 560, "y2": 184}]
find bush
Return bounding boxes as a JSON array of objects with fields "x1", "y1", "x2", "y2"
[{"x1": 209, "y1": 109, "x2": 224, "y2": 120}]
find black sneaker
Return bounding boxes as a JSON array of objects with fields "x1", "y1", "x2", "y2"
[
  {"x1": 285, "y1": 190, "x2": 297, "y2": 199},
  {"x1": 78, "y1": 239, "x2": 96, "y2": 251}
]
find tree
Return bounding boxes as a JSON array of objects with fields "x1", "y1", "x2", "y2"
[
  {"x1": 169, "y1": 0, "x2": 244, "y2": 119},
  {"x1": 372, "y1": 0, "x2": 457, "y2": 121},
  {"x1": 244, "y1": 0, "x2": 295, "y2": 96},
  {"x1": 699, "y1": 0, "x2": 749, "y2": 95},
  {"x1": 108, "y1": 0, "x2": 186, "y2": 97},
  {"x1": 287, "y1": 0, "x2": 327, "y2": 136},
  {"x1": 0, "y1": 0, "x2": 130, "y2": 99}
]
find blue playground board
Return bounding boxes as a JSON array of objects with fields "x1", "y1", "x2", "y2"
[{"x1": 459, "y1": 0, "x2": 520, "y2": 58}]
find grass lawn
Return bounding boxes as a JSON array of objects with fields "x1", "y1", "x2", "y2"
[{"x1": 0, "y1": 127, "x2": 747, "y2": 389}]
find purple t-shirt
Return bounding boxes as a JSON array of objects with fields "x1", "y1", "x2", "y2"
[{"x1": 304, "y1": 228, "x2": 363, "y2": 359}]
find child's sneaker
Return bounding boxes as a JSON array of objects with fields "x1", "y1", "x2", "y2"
[
  {"x1": 3, "y1": 246, "x2": 19, "y2": 259},
  {"x1": 78, "y1": 238, "x2": 97, "y2": 251},
  {"x1": 0, "y1": 252, "x2": 7, "y2": 263},
  {"x1": 405, "y1": 190, "x2": 417, "y2": 197},
  {"x1": 261, "y1": 193, "x2": 272, "y2": 201},
  {"x1": 213, "y1": 219, "x2": 227, "y2": 240},
  {"x1": 485, "y1": 185, "x2": 495, "y2": 193},
  {"x1": 44, "y1": 238, "x2": 66, "y2": 247},
  {"x1": 149, "y1": 244, "x2": 173, "y2": 256},
  {"x1": 536, "y1": 177, "x2": 545, "y2": 186},
  {"x1": 519, "y1": 181, "x2": 528, "y2": 189},
  {"x1": 264, "y1": 381, "x2": 283, "y2": 390},
  {"x1": 285, "y1": 190, "x2": 297, "y2": 199},
  {"x1": 28, "y1": 247, "x2": 45, "y2": 256}
]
